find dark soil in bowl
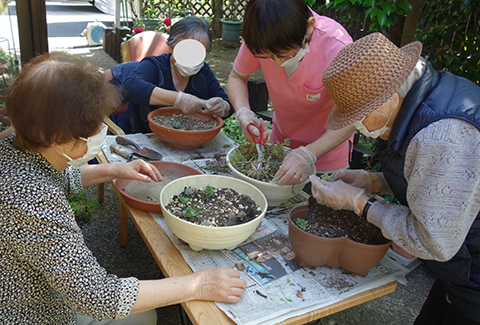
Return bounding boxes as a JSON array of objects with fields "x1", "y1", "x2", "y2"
[
  {"x1": 165, "y1": 186, "x2": 261, "y2": 227},
  {"x1": 293, "y1": 198, "x2": 390, "y2": 245},
  {"x1": 152, "y1": 114, "x2": 218, "y2": 131}
]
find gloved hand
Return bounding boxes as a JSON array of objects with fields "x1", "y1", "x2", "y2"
[
  {"x1": 173, "y1": 91, "x2": 206, "y2": 115},
  {"x1": 272, "y1": 146, "x2": 317, "y2": 185},
  {"x1": 309, "y1": 175, "x2": 365, "y2": 215},
  {"x1": 235, "y1": 106, "x2": 271, "y2": 142},
  {"x1": 205, "y1": 97, "x2": 229, "y2": 117},
  {"x1": 332, "y1": 169, "x2": 373, "y2": 192}
]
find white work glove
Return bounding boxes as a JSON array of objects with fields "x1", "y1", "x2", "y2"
[
  {"x1": 309, "y1": 175, "x2": 365, "y2": 215},
  {"x1": 205, "y1": 97, "x2": 229, "y2": 117},
  {"x1": 272, "y1": 146, "x2": 317, "y2": 186},
  {"x1": 235, "y1": 106, "x2": 271, "y2": 142},
  {"x1": 331, "y1": 169, "x2": 373, "y2": 192},
  {"x1": 173, "y1": 91, "x2": 206, "y2": 115}
]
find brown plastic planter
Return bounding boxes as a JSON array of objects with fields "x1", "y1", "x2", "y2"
[
  {"x1": 147, "y1": 107, "x2": 223, "y2": 150},
  {"x1": 289, "y1": 204, "x2": 391, "y2": 277}
]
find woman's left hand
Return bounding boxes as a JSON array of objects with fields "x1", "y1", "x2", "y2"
[
  {"x1": 117, "y1": 160, "x2": 163, "y2": 183},
  {"x1": 205, "y1": 97, "x2": 229, "y2": 117},
  {"x1": 272, "y1": 146, "x2": 317, "y2": 185}
]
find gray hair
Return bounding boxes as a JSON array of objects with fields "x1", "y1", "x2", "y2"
[
  {"x1": 166, "y1": 16, "x2": 212, "y2": 52},
  {"x1": 397, "y1": 57, "x2": 427, "y2": 98}
]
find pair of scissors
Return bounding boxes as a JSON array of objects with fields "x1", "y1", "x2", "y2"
[{"x1": 246, "y1": 123, "x2": 267, "y2": 170}]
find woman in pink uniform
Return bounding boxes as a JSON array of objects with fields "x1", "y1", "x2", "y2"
[{"x1": 227, "y1": 0, "x2": 355, "y2": 185}]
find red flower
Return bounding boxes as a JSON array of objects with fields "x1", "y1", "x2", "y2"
[
  {"x1": 133, "y1": 27, "x2": 143, "y2": 34},
  {"x1": 164, "y1": 17, "x2": 171, "y2": 27}
]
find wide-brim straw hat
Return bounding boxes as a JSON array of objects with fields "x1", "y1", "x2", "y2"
[{"x1": 323, "y1": 32, "x2": 422, "y2": 130}]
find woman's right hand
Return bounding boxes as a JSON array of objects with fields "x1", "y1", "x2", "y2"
[
  {"x1": 192, "y1": 267, "x2": 246, "y2": 303},
  {"x1": 235, "y1": 106, "x2": 270, "y2": 142},
  {"x1": 173, "y1": 91, "x2": 207, "y2": 115}
]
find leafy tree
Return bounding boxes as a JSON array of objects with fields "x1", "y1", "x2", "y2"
[{"x1": 416, "y1": 0, "x2": 479, "y2": 84}]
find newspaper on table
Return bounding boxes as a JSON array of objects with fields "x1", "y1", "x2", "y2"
[
  {"x1": 151, "y1": 191, "x2": 410, "y2": 325},
  {"x1": 101, "y1": 132, "x2": 237, "y2": 165},
  {"x1": 103, "y1": 132, "x2": 409, "y2": 324}
]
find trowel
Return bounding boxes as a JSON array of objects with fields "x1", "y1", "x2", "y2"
[{"x1": 114, "y1": 136, "x2": 163, "y2": 160}]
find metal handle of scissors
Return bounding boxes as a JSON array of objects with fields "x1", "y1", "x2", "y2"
[{"x1": 246, "y1": 123, "x2": 266, "y2": 145}]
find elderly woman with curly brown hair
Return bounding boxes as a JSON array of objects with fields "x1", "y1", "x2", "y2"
[{"x1": 0, "y1": 52, "x2": 246, "y2": 324}]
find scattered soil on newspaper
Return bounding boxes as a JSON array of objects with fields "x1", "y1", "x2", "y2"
[
  {"x1": 152, "y1": 114, "x2": 217, "y2": 131},
  {"x1": 165, "y1": 186, "x2": 261, "y2": 227},
  {"x1": 294, "y1": 198, "x2": 389, "y2": 245}
]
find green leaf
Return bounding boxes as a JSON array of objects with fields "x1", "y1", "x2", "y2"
[
  {"x1": 365, "y1": 0, "x2": 375, "y2": 7},
  {"x1": 380, "y1": 1, "x2": 395, "y2": 15},
  {"x1": 377, "y1": 10, "x2": 387, "y2": 26},
  {"x1": 369, "y1": 7, "x2": 380, "y2": 18},
  {"x1": 398, "y1": 2, "x2": 412, "y2": 11}
]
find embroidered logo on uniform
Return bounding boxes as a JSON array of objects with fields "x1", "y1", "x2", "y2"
[{"x1": 306, "y1": 93, "x2": 321, "y2": 101}]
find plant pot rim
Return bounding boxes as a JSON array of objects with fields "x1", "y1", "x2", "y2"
[
  {"x1": 221, "y1": 18, "x2": 243, "y2": 24},
  {"x1": 289, "y1": 204, "x2": 392, "y2": 248}
]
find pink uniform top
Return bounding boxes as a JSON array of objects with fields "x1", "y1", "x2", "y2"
[{"x1": 233, "y1": 11, "x2": 353, "y2": 170}]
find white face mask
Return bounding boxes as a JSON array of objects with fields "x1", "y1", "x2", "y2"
[
  {"x1": 280, "y1": 42, "x2": 309, "y2": 69},
  {"x1": 63, "y1": 123, "x2": 107, "y2": 167},
  {"x1": 175, "y1": 61, "x2": 204, "y2": 77},
  {"x1": 352, "y1": 111, "x2": 393, "y2": 139}
]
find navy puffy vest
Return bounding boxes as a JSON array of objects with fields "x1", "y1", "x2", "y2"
[{"x1": 379, "y1": 62, "x2": 480, "y2": 320}]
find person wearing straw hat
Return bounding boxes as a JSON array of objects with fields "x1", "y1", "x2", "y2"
[
  {"x1": 227, "y1": 0, "x2": 355, "y2": 186},
  {"x1": 310, "y1": 32, "x2": 480, "y2": 324}
]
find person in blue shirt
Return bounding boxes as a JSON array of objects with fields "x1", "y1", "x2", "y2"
[{"x1": 122, "y1": 16, "x2": 234, "y2": 134}]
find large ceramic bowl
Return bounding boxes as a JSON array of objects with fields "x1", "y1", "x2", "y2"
[
  {"x1": 160, "y1": 174, "x2": 268, "y2": 251},
  {"x1": 115, "y1": 161, "x2": 202, "y2": 213},
  {"x1": 147, "y1": 107, "x2": 223, "y2": 150},
  {"x1": 226, "y1": 147, "x2": 309, "y2": 206},
  {"x1": 288, "y1": 203, "x2": 391, "y2": 277}
]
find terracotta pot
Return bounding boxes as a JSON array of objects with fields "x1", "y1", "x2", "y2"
[
  {"x1": 148, "y1": 107, "x2": 223, "y2": 150},
  {"x1": 115, "y1": 161, "x2": 202, "y2": 213},
  {"x1": 288, "y1": 204, "x2": 391, "y2": 277}
]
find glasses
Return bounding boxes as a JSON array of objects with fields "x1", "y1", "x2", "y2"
[{"x1": 255, "y1": 46, "x2": 300, "y2": 61}]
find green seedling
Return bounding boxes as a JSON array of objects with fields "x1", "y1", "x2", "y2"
[
  {"x1": 229, "y1": 139, "x2": 291, "y2": 182},
  {"x1": 295, "y1": 218, "x2": 308, "y2": 231},
  {"x1": 183, "y1": 205, "x2": 201, "y2": 218},
  {"x1": 238, "y1": 211, "x2": 246, "y2": 220},
  {"x1": 203, "y1": 186, "x2": 214, "y2": 195},
  {"x1": 172, "y1": 120, "x2": 181, "y2": 129},
  {"x1": 184, "y1": 187, "x2": 195, "y2": 196},
  {"x1": 177, "y1": 196, "x2": 190, "y2": 205},
  {"x1": 321, "y1": 172, "x2": 335, "y2": 182}
]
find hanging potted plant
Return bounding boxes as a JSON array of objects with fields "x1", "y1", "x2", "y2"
[{"x1": 221, "y1": 0, "x2": 243, "y2": 45}]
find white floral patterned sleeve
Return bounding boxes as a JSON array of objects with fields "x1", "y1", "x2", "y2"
[
  {"x1": 368, "y1": 119, "x2": 480, "y2": 261},
  {"x1": 0, "y1": 135, "x2": 140, "y2": 324}
]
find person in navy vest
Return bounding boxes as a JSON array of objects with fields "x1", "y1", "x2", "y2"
[{"x1": 310, "y1": 32, "x2": 480, "y2": 324}]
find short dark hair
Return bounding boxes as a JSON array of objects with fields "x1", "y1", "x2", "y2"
[
  {"x1": 6, "y1": 52, "x2": 118, "y2": 150},
  {"x1": 242, "y1": 0, "x2": 312, "y2": 56},
  {"x1": 167, "y1": 16, "x2": 213, "y2": 52}
]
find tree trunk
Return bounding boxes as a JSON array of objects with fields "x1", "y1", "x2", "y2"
[
  {"x1": 401, "y1": 0, "x2": 426, "y2": 46},
  {"x1": 211, "y1": 0, "x2": 223, "y2": 39}
]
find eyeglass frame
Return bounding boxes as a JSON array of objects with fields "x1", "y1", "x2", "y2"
[{"x1": 254, "y1": 46, "x2": 301, "y2": 61}]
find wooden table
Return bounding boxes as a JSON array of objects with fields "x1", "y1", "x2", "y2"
[{"x1": 97, "y1": 151, "x2": 397, "y2": 325}]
